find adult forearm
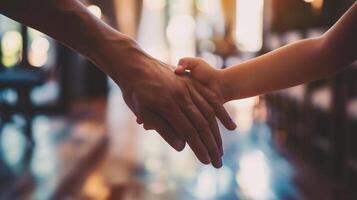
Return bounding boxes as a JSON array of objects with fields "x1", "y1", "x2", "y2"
[{"x1": 0, "y1": 0, "x2": 145, "y2": 87}]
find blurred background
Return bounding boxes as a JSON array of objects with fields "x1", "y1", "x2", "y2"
[{"x1": 0, "y1": 0, "x2": 356, "y2": 199}]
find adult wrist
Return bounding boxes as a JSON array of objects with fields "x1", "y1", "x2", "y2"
[{"x1": 94, "y1": 35, "x2": 163, "y2": 91}]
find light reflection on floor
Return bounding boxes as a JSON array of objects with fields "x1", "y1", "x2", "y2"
[
  {"x1": 237, "y1": 150, "x2": 272, "y2": 199},
  {"x1": 0, "y1": 89, "x2": 300, "y2": 199},
  {"x1": 0, "y1": 109, "x2": 107, "y2": 200},
  {"x1": 0, "y1": 115, "x2": 68, "y2": 199}
]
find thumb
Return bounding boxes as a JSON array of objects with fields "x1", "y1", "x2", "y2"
[
  {"x1": 175, "y1": 57, "x2": 199, "y2": 75},
  {"x1": 175, "y1": 65, "x2": 188, "y2": 74},
  {"x1": 176, "y1": 57, "x2": 214, "y2": 84}
]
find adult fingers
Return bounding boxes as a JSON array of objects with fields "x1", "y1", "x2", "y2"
[
  {"x1": 187, "y1": 83, "x2": 223, "y2": 156},
  {"x1": 141, "y1": 111, "x2": 185, "y2": 151},
  {"x1": 193, "y1": 81, "x2": 237, "y2": 130},
  {"x1": 137, "y1": 117, "x2": 156, "y2": 130},
  {"x1": 176, "y1": 95, "x2": 222, "y2": 168},
  {"x1": 162, "y1": 105, "x2": 212, "y2": 165},
  {"x1": 136, "y1": 118, "x2": 143, "y2": 124}
]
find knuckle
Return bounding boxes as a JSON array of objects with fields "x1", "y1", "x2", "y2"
[
  {"x1": 197, "y1": 57, "x2": 205, "y2": 63},
  {"x1": 183, "y1": 102, "x2": 195, "y2": 111},
  {"x1": 179, "y1": 57, "x2": 189, "y2": 64}
]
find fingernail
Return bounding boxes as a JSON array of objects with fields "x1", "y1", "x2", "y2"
[
  {"x1": 202, "y1": 155, "x2": 211, "y2": 165},
  {"x1": 213, "y1": 159, "x2": 223, "y2": 168},
  {"x1": 174, "y1": 140, "x2": 185, "y2": 151},
  {"x1": 230, "y1": 119, "x2": 237, "y2": 129}
]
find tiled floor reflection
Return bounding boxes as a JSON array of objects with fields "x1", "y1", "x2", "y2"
[
  {"x1": 0, "y1": 115, "x2": 65, "y2": 199},
  {"x1": 0, "y1": 101, "x2": 107, "y2": 200},
  {"x1": 0, "y1": 89, "x2": 337, "y2": 200}
]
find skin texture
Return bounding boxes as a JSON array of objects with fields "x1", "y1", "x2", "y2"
[
  {"x1": 175, "y1": 2, "x2": 357, "y2": 102},
  {"x1": 0, "y1": 0, "x2": 238, "y2": 168}
]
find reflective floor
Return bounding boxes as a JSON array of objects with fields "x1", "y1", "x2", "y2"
[{"x1": 0, "y1": 88, "x2": 338, "y2": 200}]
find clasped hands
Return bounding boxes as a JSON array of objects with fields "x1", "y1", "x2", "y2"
[{"x1": 107, "y1": 41, "x2": 235, "y2": 168}]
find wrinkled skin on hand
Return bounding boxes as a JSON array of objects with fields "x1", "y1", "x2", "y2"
[
  {"x1": 122, "y1": 60, "x2": 218, "y2": 166},
  {"x1": 116, "y1": 53, "x2": 236, "y2": 168},
  {"x1": 100, "y1": 36, "x2": 236, "y2": 167}
]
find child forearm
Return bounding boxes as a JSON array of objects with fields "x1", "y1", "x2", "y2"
[
  {"x1": 221, "y1": 38, "x2": 328, "y2": 100},
  {"x1": 221, "y1": 2, "x2": 357, "y2": 101}
]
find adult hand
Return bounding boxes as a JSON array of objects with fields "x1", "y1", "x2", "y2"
[{"x1": 103, "y1": 40, "x2": 235, "y2": 168}]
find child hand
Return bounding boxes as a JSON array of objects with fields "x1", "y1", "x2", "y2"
[
  {"x1": 175, "y1": 57, "x2": 235, "y2": 130},
  {"x1": 176, "y1": 57, "x2": 218, "y2": 86},
  {"x1": 176, "y1": 57, "x2": 226, "y2": 102}
]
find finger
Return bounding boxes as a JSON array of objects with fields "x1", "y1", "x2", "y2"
[
  {"x1": 136, "y1": 117, "x2": 155, "y2": 131},
  {"x1": 177, "y1": 58, "x2": 216, "y2": 84},
  {"x1": 175, "y1": 57, "x2": 199, "y2": 75},
  {"x1": 141, "y1": 111, "x2": 185, "y2": 151},
  {"x1": 193, "y1": 81, "x2": 237, "y2": 130},
  {"x1": 142, "y1": 123, "x2": 155, "y2": 130},
  {"x1": 177, "y1": 97, "x2": 222, "y2": 168},
  {"x1": 179, "y1": 103, "x2": 222, "y2": 168},
  {"x1": 137, "y1": 117, "x2": 155, "y2": 130},
  {"x1": 175, "y1": 65, "x2": 187, "y2": 74},
  {"x1": 136, "y1": 118, "x2": 143, "y2": 124},
  {"x1": 178, "y1": 57, "x2": 198, "y2": 70},
  {"x1": 187, "y1": 83, "x2": 223, "y2": 156},
  {"x1": 163, "y1": 105, "x2": 212, "y2": 165}
]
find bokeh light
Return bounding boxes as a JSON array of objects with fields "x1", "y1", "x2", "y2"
[
  {"x1": 29, "y1": 36, "x2": 50, "y2": 67},
  {"x1": 235, "y1": 0, "x2": 264, "y2": 52},
  {"x1": 1, "y1": 31, "x2": 22, "y2": 67},
  {"x1": 236, "y1": 150, "x2": 273, "y2": 199},
  {"x1": 87, "y1": 5, "x2": 102, "y2": 19}
]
